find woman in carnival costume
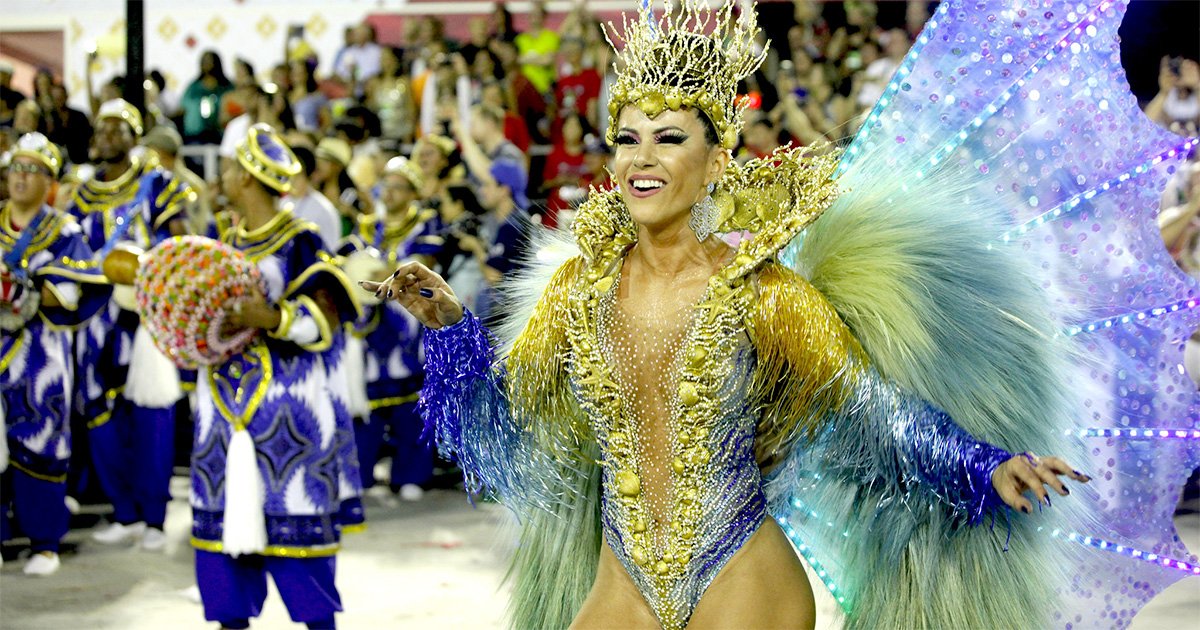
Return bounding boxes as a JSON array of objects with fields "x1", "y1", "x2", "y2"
[
  {"x1": 366, "y1": 1, "x2": 1200, "y2": 628},
  {"x1": 193, "y1": 123, "x2": 361, "y2": 629},
  {"x1": 1, "y1": 133, "x2": 109, "y2": 575},
  {"x1": 338, "y1": 156, "x2": 440, "y2": 500}
]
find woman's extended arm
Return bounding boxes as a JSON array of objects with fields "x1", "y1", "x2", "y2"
[{"x1": 751, "y1": 263, "x2": 1086, "y2": 522}]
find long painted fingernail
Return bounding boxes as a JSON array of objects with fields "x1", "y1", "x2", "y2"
[
  {"x1": 419, "y1": 288, "x2": 434, "y2": 298},
  {"x1": 386, "y1": 289, "x2": 393, "y2": 299},
  {"x1": 1064, "y1": 487, "x2": 1070, "y2": 495},
  {"x1": 1043, "y1": 496, "x2": 1052, "y2": 508},
  {"x1": 1021, "y1": 505, "x2": 1031, "y2": 514},
  {"x1": 390, "y1": 269, "x2": 400, "y2": 279}
]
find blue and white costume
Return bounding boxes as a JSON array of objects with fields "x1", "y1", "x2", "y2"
[
  {"x1": 1, "y1": 202, "x2": 108, "y2": 554},
  {"x1": 68, "y1": 148, "x2": 193, "y2": 532},
  {"x1": 338, "y1": 209, "x2": 439, "y2": 491}
]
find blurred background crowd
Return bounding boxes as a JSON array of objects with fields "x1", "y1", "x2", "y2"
[{"x1": 2, "y1": 1, "x2": 1196, "y2": 268}]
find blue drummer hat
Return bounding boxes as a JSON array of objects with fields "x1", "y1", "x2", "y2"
[{"x1": 236, "y1": 123, "x2": 301, "y2": 194}]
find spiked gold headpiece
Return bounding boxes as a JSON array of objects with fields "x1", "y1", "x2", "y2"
[{"x1": 605, "y1": 0, "x2": 767, "y2": 149}]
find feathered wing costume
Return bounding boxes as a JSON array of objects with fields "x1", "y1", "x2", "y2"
[{"x1": 421, "y1": 1, "x2": 1200, "y2": 628}]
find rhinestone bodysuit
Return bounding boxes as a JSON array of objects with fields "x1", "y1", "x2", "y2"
[{"x1": 593, "y1": 269, "x2": 765, "y2": 626}]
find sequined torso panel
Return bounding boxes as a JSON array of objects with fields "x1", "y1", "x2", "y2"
[{"x1": 581, "y1": 270, "x2": 766, "y2": 628}]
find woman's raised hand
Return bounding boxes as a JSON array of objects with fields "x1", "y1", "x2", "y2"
[
  {"x1": 992, "y1": 453, "x2": 1091, "y2": 514},
  {"x1": 359, "y1": 261, "x2": 463, "y2": 329}
]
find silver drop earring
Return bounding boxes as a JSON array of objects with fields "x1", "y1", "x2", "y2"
[{"x1": 689, "y1": 182, "x2": 718, "y2": 241}]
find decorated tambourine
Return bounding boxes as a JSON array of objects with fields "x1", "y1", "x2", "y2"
[
  {"x1": 133, "y1": 235, "x2": 263, "y2": 368},
  {"x1": 0, "y1": 264, "x2": 38, "y2": 332},
  {"x1": 341, "y1": 248, "x2": 390, "y2": 306}
]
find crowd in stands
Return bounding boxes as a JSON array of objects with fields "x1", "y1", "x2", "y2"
[{"x1": 1, "y1": 1, "x2": 1197, "y2": 246}]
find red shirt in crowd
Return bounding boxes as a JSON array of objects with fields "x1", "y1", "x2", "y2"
[
  {"x1": 542, "y1": 144, "x2": 589, "y2": 228},
  {"x1": 555, "y1": 68, "x2": 601, "y2": 121}
]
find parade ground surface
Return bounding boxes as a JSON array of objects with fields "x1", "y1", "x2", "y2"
[{"x1": 2, "y1": 478, "x2": 1198, "y2": 629}]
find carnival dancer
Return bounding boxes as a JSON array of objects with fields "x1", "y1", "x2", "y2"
[
  {"x1": 363, "y1": 1, "x2": 1200, "y2": 628},
  {"x1": 339, "y1": 156, "x2": 438, "y2": 501},
  {"x1": 67, "y1": 99, "x2": 195, "y2": 551},
  {"x1": 1, "y1": 133, "x2": 109, "y2": 576},
  {"x1": 191, "y1": 123, "x2": 360, "y2": 629}
]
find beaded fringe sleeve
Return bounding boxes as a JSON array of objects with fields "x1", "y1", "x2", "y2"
[{"x1": 420, "y1": 257, "x2": 588, "y2": 516}]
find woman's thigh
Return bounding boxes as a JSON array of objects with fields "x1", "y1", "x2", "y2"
[
  {"x1": 570, "y1": 544, "x2": 659, "y2": 630},
  {"x1": 688, "y1": 520, "x2": 816, "y2": 629}
]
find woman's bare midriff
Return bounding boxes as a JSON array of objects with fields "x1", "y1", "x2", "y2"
[{"x1": 570, "y1": 519, "x2": 816, "y2": 629}]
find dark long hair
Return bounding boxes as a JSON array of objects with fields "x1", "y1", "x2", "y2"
[{"x1": 200, "y1": 50, "x2": 232, "y2": 88}]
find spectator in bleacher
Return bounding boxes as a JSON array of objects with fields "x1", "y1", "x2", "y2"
[
  {"x1": 288, "y1": 58, "x2": 327, "y2": 133},
  {"x1": 410, "y1": 134, "x2": 462, "y2": 202},
  {"x1": 489, "y1": 2, "x2": 518, "y2": 43},
  {"x1": 856, "y1": 29, "x2": 906, "y2": 108},
  {"x1": 335, "y1": 22, "x2": 384, "y2": 94},
  {"x1": 419, "y1": 52, "x2": 473, "y2": 139},
  {"x1": 287, "y1": 145, "x2": 342, "y2": 250},
  {"x1": 480, "y1": 79, "x2": 531, "y2": 156},
  {"x1": 13, "y1": 100, "x2": 42, "y2": 136},
  {"x1": 493, "y1": 38, "x2": 548, "y2": 142},
  {"x1": 555, "y1": 36, "x2": 602, "y2": 129},
  {"x1": 43, "y1": 84, "x2": 91, "y2": 165},
  {"x1": 541, "y1": 111, "x2": 591, "y2": 228},
  {"x1": 404, "y1": 16, "x2": 446, "y2": 80},
  {"x1": 454, "y1": 104, "x2": 526, "y2": 192},
  {"x1": 738, "y1": 111, "x2": 789, "y2": 163},
  {"x1": 181, "y1": 50, "x2": 232, "y2": 144},
  {"x1": 0, "y1": 62, "x2": 24, "y2": 128},
  {"x1": 515, "y1": 1, "x2": 560, "y2": 95},
  {"x1": 1146, "y1": 57, "x2": 1200, "y2": 136},
  {"x1": 312, "y1": 136, "x2": 362, "y2": 237},
  {"x1": 467, "y1": 159, "x2": 530, "y2": 322},
  {"x1": 218, "y1": 58, "x2": 258, "y2": 130},
  {"x1": 459, "y1": 17, "x2": 494, "y2": 69},
  {"x1": 148, "y1": 69, "x2": 180, "y2": 120},
  {"x1": 336, "y1": 105, "x2": 385, "y2": 192},
  {"x1": 433, "y1": 183, "x2": 488, "y2": 315},
  {"x1": 31, "y1": 69, "x2": 54, "y2": 116},
  {"x1": 368, "y1": 47, "x2": 417, "y2": 145},
  {"x1": 218, "y1": 86, "x2": 265, "y2": 166}
]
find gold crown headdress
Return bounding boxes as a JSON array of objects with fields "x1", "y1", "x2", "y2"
[
  {"x1": 12, "y1": 132, "x2": 63, "y2": 177},
  {"x1": 236, "y1": 123, "x2": 301, "y2": 194},
  {"x1": 97, "y1": 98, "x2": 144, "y2": 137},
  {"x1": 605, "y1": 0, "x2": 767, "y2": 149}
]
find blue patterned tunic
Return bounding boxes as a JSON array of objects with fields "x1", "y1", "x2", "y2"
[
  {"x1": 0, "y1": 203, "x2": 109, "y2": 480},
  {"x1": 191, "y1": 210, "x2": 362, "y2": 555}
]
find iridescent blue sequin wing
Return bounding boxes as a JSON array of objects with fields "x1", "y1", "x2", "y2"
[{"x1": 780, "y1": 0, "x2": 1199, "y2": 628}]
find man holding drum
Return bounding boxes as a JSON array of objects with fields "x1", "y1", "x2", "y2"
[
  {"x1": 187, "y1": 123, "x2": 361, "y2": 629},
  {"x1": 67, "y1": 99, "x2": 196, "y2": 552}
]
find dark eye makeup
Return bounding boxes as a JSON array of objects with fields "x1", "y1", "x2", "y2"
[{"x1": 613, "y1": 128, "x2": 690, "y2": 146}]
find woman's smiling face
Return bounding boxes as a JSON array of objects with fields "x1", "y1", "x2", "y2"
[{"x1": 612, "y1": 106, "x2": 729, "y2": 234}]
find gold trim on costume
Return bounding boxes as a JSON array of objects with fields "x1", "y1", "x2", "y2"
[
  {"x1": 367, "y1": 393, "x2": 419, "y2": 411},
  {"x1": 0, "y1": 336, "x2": 26, "y2": 375},
  {"x1": 208, "y1": 343, "x2": 274, "y2": 430},
  {"x1": 9, "y1": 460, "x2": 68, "y2": 483},
  {"x1": 293, "y1": 294, "x2": 334, "y2": 352},
  {"x1": 190, "y1": 537, "x2": 341, "y2": 558}
]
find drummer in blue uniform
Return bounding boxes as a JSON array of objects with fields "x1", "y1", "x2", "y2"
[{"x1": 1, "y1": 133, "x2": 109, "y2": 576}]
